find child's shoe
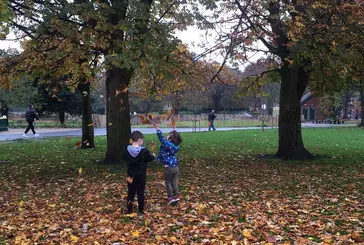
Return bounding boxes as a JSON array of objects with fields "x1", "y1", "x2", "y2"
[
  {"x1": 173, "y1": 196, "x2": 180, "y2": 202},
  {"x1": 167, "y1": 197, "x2": 175, "y2": 205}
]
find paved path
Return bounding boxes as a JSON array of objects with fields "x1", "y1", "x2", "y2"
[{"x1": 0, "y1": 122, "x2": 357, "y2": 141}]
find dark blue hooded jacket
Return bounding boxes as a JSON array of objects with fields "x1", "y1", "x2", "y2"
[
  {"x1": 124, "y1": 145, "x2": 155, "y2": 177},
  {"x1": 156, "y1": 130, "x2": 180, "y2": 167}
]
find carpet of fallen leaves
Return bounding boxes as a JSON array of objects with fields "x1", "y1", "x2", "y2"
[{"x1": 1, "y1": 155, "x2": 362, "y2": 245}]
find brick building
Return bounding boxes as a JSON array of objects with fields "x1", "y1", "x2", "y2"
[{"x1": 300, "y1": 92, "x2": 323, "y2": 121}]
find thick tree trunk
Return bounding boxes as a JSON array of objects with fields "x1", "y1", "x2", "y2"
[
  {"x1": 101, "y1": 0, "x2": 151, "y2": 164},
  {"x1": 275, "y1": 66, "x2": 313, "y2": 160},
  {"x1": 59, "y1": 111, "x2": 65, "y2": 124},
  {"x1": 103, "y1": 67, "x2": 132, "y2": 165},
  {"x1": 359, "y1": 90, "x2": 364, "y2": 127},
  {"x1": 78, "y1": 81, "x2": 95, "y2": 148}
]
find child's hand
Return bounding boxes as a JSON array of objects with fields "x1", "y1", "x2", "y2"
[
  {"x1": 126, "y1": 176, "x2": 133, "y2": 184},
  {"x1": 152, "y1": 122, "x2": 159, "y2": 130},
  {"x1": 152, "y1": 152, "x2": 156, "y2": 158}
]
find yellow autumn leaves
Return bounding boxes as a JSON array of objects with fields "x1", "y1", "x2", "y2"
[{"x1": 136, "y1": 109, "x2": 176, "y2": 127}]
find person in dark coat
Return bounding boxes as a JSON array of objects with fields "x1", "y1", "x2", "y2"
[
  {"x1": 208, "y1": 110, "x2": 216, "y2": 131},
  {"x1": 23, "y1": 104, "x2": 40, "y2": 137},
  {"x1": 124, "y1": 130, "x2": 155, "y2": 214}
]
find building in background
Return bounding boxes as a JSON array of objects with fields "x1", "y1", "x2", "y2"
[{"x1": 300, "y1": 92, "x2": 323, "y2": 122}]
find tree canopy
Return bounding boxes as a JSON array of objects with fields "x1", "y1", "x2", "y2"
[{"x1": 189, "y1": 0, "x2": 364, "y2": 159}]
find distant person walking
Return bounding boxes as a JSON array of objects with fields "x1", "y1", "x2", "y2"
[
  {"x1": 23, "y1": 104, "x2": 40, "y2": 137},
  {"x1": 208, "y1": 110, "x2": 216, "y2": 131}
]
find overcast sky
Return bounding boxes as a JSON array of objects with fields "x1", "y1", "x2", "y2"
[{"x1": 1, "y1": 26, "x2": 264, "y2": 69}]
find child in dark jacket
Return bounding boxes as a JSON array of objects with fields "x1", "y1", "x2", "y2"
[
  {"x1": 152, "y1": 123, "x2": 182, "y2": 204},
  {"x1": 124, "y1": 131, "x2": 155, "y2": 214}
]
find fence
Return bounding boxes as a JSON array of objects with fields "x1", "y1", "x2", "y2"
[
  {"x1": 92, "y1": 114, "x2": 279, "y2": 129},
  {"x1": 7, "y1": 113, "x2": 82, "y2": 128},
  {"x1": 7, "y1": 113, "x2": 279, "y2": 129}
]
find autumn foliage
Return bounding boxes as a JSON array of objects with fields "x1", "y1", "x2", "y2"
[{"x1": 0, "y1": 128, "x2": 363, "y2": 244}]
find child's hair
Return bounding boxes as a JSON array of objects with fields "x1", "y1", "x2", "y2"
[
  {"x1": 168, "y1": 130, "x2": 182, "y2": 146},
  {"x1": 130, "y1": 130, "x2": 144, "y2": 142}
]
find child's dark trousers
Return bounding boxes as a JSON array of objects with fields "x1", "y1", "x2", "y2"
[{"x1": 127, "y1": 174, "x2": 146, "y2": 213}]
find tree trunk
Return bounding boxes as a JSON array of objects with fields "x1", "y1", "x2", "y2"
[
  {"x1": 103, "y1": 67, "x2": 132, "y2": 165},
  {"x1": 212, "y1": 94, "x2": 221, "y2": 111},
  {"x1": 78, "y1": 81, "x2": 95, "y2": 148},
  {"x1": 342, "y1": 92, "x2": 351, "y2": 119},
  {"x1": 59, "y1": 111, "x2": 65, "y2": 124},
  {"x1": 275, "y1": 66, "x2": 313, "y2": 160},
  {"x1": 359, "y1": 90, "x2": 364, "y2": 127},
  {"x1": 102, "y1": 0, "x2": 152, "y2": 164}
]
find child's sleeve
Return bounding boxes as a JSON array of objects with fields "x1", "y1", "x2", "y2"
[
  {"x1": 157, "y1": 130, "x2": 167, "y2": 145},
  {"x1": 125, "y1": 155, "x2": 132, "y2": 177},
  {"x1": 143, "y1": 149, "x2": 155, "y2": 162}
]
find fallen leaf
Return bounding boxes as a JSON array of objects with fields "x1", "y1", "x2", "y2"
[{"x1": 70, "y1": 234, "x2": 79, "y2": 242}]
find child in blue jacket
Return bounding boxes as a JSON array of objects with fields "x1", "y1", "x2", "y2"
[{"x1": 152, "y1": 123, "x2": 182, "y2": 204}]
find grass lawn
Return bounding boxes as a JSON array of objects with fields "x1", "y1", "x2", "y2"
[{"x1": 0, "y1": 127, "x2": 363, "y2": 244}]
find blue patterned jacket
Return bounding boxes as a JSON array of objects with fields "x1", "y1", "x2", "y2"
[{"x1": 156, "y1": 130, "x2": 180, "y2": 167}]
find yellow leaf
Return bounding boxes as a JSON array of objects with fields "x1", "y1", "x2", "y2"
[
  {"x1": 155, "y1": 235, "x2": 162, "y2": 241},
  {"x1": 122, "y1": 87, "x2": 128, "y2": 93},
  {"x1": 289, "y1": 30, "x2": 297, "y2": 42},
  {"x1": 48, "y1": 204, "x2": 56, "y2": 208},
  {"x1": 70, "y1": 235, "x2": 79, "y2": 242},
  {"x1": 178, "y1": 45, "x2": 187, "y2": 53},
  {"x1": 78, "y1": 167, "x2": 83, "y2": 175},
  {"x1": 131, "y1": 230, "x2": 139, "y2": 237},
  {"x1": 157, "y1": 73, "x2": 164, "y2": 80},
  {"x1": 242, "y1": 229, "x2": 252, "y2": 238},
  {"x1": 212, "y1": 227, "x2": 218, "y2": 234},
  {"x1": 198, "y1": 203, "x2": 205, "y2": 212},
  {"x1": 15, "y1": 235, "x2": 24, "y2": 243},
  {"x1": 170, "y1": 118, "x2": 176, "y2": 128},
  {"x1": 94, "y1": 242, "x2": 101, "y2": 245},
  {"x1": 19, "y1": 200, "x2": 24, "y2": 206},
  {"x1": 170, "y1": 236, "x2": 177, "y2": 241}
]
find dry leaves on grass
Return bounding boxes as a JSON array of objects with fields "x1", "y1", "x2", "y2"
[{"x1": 0, "y1": 157, "x2": 363, "y2": 244}]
